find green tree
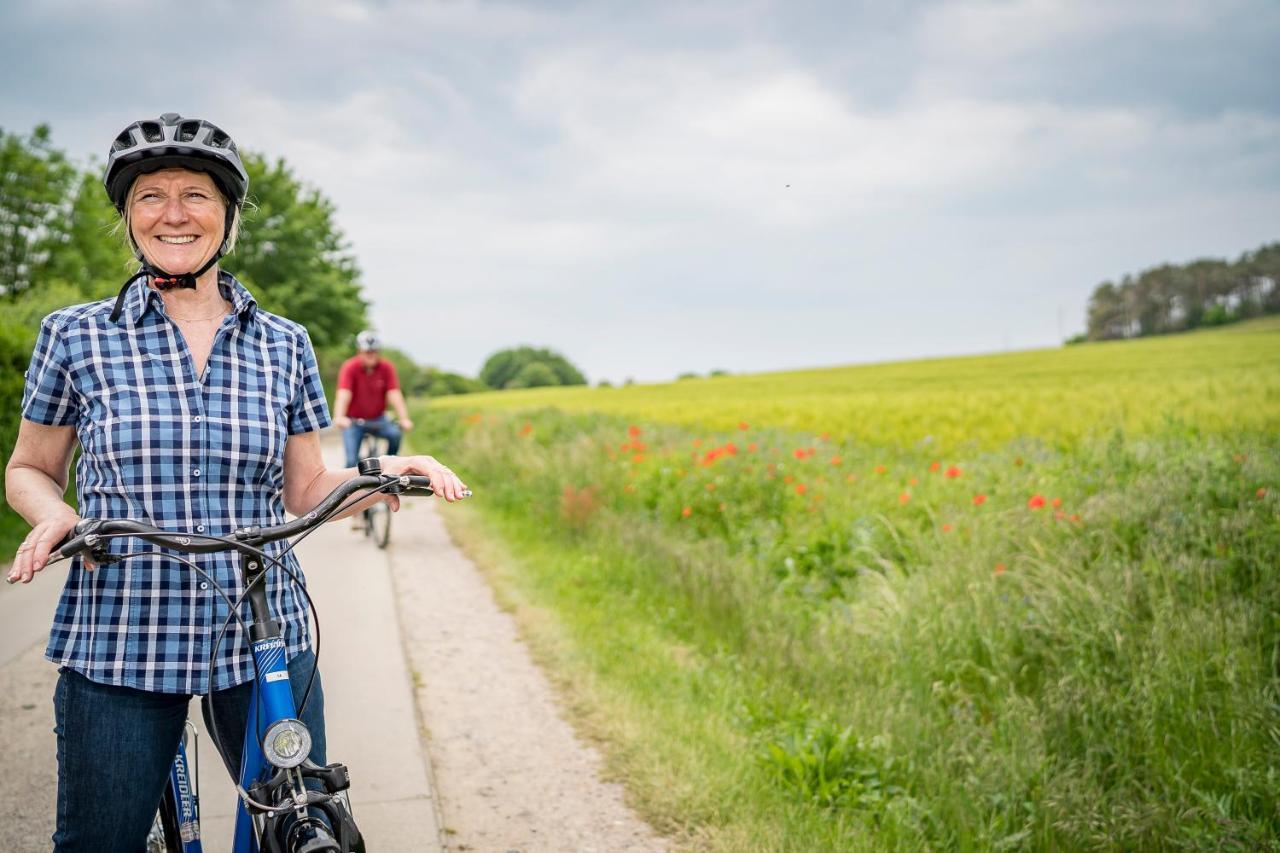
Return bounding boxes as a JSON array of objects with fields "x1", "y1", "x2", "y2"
[
  {"x1": 228, "y1": 153, "x2": 368, "y2": 350},
  {"x1": 0, "y1": 125, "x2": 78, "y2": 299},
  {"x1": 506, "y1": 361, "x2": 559, "y2": 389},
  {"x1": 479, "y1": 346, "x2": 587, "y2": 390},
  {"x1": 1086, "y1": 281, "x2": 1126, "y2": 340},
  {"x1": 36, "y1": 170, "x2": 133, "y2": 300}
]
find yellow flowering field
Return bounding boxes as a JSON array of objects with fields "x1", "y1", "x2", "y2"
[{"x1": 432, "y1": 316, "x2": 1280, "y2": 450}]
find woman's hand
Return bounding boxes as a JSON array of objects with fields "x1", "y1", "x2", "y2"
[
  {"x1": 380, "y1": 454, "x2": 470, "y2": 503},
  {"x1": 6, "y1": 509, "x2": 82, "y2": 585}
]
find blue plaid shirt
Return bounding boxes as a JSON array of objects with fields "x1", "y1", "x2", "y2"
[{"x1": 21, "y1": 272, "x2": 332, "y2": 694}]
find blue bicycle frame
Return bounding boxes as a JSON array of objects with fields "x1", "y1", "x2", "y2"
[{"x1": 161, "y1": 729, "x2": 201, "y2": 852}]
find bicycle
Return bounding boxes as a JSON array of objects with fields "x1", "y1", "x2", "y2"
[
  {"x1": 39, "y1": 458, "x2": 446, "y2": 853},
  {"x1": 353, "y1": 420, "x2": 392, "y2": 549}
]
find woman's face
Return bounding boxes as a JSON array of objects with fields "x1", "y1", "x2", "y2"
[{"x1": 128, "y1": 168, "x2": 226, "y2": 274}]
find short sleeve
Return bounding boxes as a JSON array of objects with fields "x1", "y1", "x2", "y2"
[
  {"x1": 21, "y1": 317, "x2": 78, "y2": 426},
  {"x1": 287, "y1": 331, "x2": 333, "y2": 434}
]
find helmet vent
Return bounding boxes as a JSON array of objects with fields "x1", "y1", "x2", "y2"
[
  {"x1": 111, "y1": 130, "x2": 136, "y2": 153},
  {"x1": 140, "y1": 122, "x2": 163, "y2": 143},
  {"x1": 177, "y1": 121, "x2": 201, "y2": 143},
  {"x1": 208, "y1": 129, "x2": 231, "y2": 149}
]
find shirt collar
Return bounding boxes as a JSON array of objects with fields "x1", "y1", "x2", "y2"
[{"x1": 124, "y1": 270, "x2": 259, "y2": 326}]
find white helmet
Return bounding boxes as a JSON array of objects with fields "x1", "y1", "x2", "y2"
[{"x1": 356, "y1": 330, "x2": 380, "y2": 352}]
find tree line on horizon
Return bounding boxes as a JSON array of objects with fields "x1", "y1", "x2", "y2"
[{"x1": 1083, "y1": 241, "x2": 1280, "y2": 341}]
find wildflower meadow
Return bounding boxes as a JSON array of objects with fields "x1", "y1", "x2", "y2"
[{"x1": 415, "y1": 317, "x2": 1280, "y2": 850}]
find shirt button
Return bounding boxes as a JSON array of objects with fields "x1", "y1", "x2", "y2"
[
  {"x1": 196, "y1": 525, "x2": 205, "y2": 533},
  {"x1": 193, "y1": 468, "x2": 201, "y2": 477},
  {"x1": 200, "y1": 582, "x2": 209, "y2": 590},
  {"x1": 193, "y1": 416, "x2": 202, "y2": 423}
]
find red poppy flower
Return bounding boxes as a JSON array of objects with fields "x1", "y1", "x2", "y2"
[
  {"x1": 747, "y1": 442, "x2": 759, "y2": 453},
  {"x1": 899, "y1": 492, "x2": 911, "y2": 504},
  {"x1": 829, "y1": 456, "x2": 842, "y2": 466},
  {"x1": 972, "y1": 494, "x2": 987, "y2": 506},
  {"x1": 632, "y1": 453, "x2": 645, "y2": 464},
  {"x1": 628, "y1": 425, "x2": 642, "y2": 439},
  {"x1": 1027, "y1": 494, "x2": 1046, "y2": 510},
  {"x1": 738, "y1": 422, "x2": 750, "y2": 431},
  {"x1": 1257, "y1": 488, "x2": 1268, "y2": 499},
  {"x1": 705, "y1": 483, "x2": 716, "y2": 492},
  {"x1": 1050, "y1": 497, "x2": 1062, "y2": 508},
  {"x1": 908, "y1": 477, "x2": 919, "y2": 487},
  {"x1": 875, "y1": 465, "x2": 887, "y2": 475},
  {"x1": 681, "y1": 506, "x2": 692, "y2": 518},
  {"x1": 945, "y1": 466, "x2": 961, "y2": 479},
  {"x1": 520, "y1": 423, "x2": 533, "y2": 436},
  {"x1": 793, "y1": 448, "x2": 807, "y2": 460},
  {"x1": 1014, "y1": 457, "x2": 1024, "y2": 467},
  {"x1": 941, "y1": 523, "x2": 953, "y2": 533},
  {"x1": 929, "y1": 461, "x2": 941, "y2": 473},
  {"x1": 795, "y1": 483, "x2": 807, "y2": 495},
  {"x1": 993, "y1": 563, "x2": 1007, "y2": 575}
]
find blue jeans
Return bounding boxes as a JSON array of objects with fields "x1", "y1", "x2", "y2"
[
  {"x1": 342, "y1": 415, "x2": 402, "y2": 468},
  {"x1": 52, "y1": 650, "x2": 326, "y2": 852}
]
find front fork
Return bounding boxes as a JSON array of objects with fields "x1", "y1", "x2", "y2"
[{"x1": 233, "y1": 552, "x2": 362, "y2": 853}]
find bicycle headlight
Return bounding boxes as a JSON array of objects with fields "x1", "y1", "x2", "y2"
[{"x1": 262, "y1": 719, "x2": 312, "y2": 769}]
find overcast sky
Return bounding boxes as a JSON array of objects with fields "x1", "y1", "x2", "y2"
[{"x1": 3, "y1": 0, "x2": 1278, "y2": 382}]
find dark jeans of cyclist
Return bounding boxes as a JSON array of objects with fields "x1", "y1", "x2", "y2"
[
  {"x1": 52, "y1": 649, "x2": 326, "y2": 852},
  {"x1": 342, "y1": 414, "x2": 402, "y2": 468}
]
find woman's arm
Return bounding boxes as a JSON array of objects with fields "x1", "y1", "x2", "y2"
[
  {"x1": 5, "y1": 420, "x2": 80, "y2": 584},
  {"x1": 281, "y1": 431, "x2": 469, "y2": 521}
]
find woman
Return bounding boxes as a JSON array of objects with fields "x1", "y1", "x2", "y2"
[{"x1": 4, "y1": 113, "x2": 469, "y2": 851}]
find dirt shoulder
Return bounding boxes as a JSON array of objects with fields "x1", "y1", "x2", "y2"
[{"x1": 390, "y1": 498, "x2": 668, "y2": 852}]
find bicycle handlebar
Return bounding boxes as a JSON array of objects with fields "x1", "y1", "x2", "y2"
[{"x1": 47, "y1": 472, "x2": 437, "y2": 564}]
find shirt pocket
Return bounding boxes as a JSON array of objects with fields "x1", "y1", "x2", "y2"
[{"x1": 223, "y1": 366, "x2": 290, "y2": 481}]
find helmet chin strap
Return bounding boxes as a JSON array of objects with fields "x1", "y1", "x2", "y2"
[
  {"x1": 145, "y1": 250, "x2": 220, "y2": 291},
  {"x1": 109, "y1": 208, "x2": 233, "y2": 322}
]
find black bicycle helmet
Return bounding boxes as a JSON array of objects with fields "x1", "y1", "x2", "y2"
[
  {"x1": 104, "y1": 113, "x2": 251, "y2": 320},
  {"x1": 103, "y1": 112, "x2": 248, "y2": 212}
]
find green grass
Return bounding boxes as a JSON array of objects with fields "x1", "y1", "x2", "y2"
[{"x1": 415, "y1": 322, "x2": 1280, "y2": 850}]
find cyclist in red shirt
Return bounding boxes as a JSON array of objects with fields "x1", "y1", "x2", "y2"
[{"x1": 333, "y1": 331, "x2": 415, "y2": 467}]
